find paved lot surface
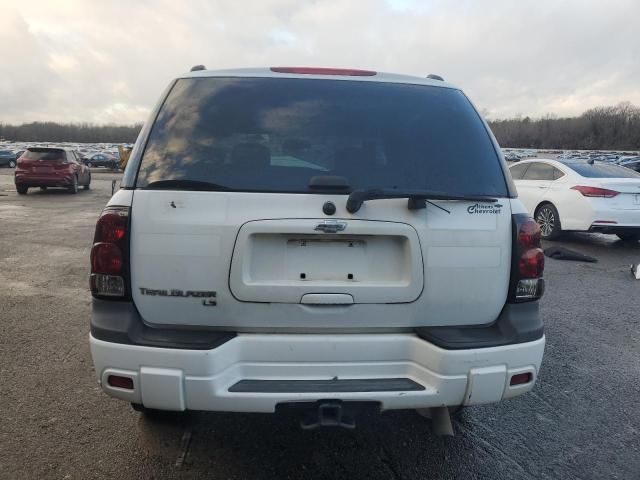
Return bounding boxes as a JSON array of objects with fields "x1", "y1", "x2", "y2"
[{"x1": 0, "y1": 168, "x2": 639, "y2": 479}]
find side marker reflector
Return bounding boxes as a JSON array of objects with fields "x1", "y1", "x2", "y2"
[
  {"x1": 107, "y1": 375, "x2": 134, "y2": 390},
  {"x1": 509, "y1": 372, "x2": 532, "y2": 386}
]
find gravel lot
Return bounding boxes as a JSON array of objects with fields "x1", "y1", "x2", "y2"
[{"x1": 1, "y1": 168, "x2": 639, "y2": 479}]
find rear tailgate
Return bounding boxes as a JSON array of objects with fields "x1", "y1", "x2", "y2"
[
  {"x1": 17, "y1": 148, "x2": 68, "y2": 173},
  {"x1": 130, "y1": 190, "x2": 512, "y2": 329},
  {"x1": 128, "y1": 74, "x2": 514, "y2": 331}
]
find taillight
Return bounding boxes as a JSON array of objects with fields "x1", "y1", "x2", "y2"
[
  {"x1": 519, "y1": 249, "x2": 545, "y2": 278},
  {"x1": 90, "y1": 206, "x2": 129, "y2": 298},
  {"x1": 509, "y1": 214, "x2": 545, "y2": 303},
  {"x1": 270, "y1": 66, "x2": 377, "y2": 76},
  {"x1": 571, "y1": 185, "x2": 619, "y2": 198},
  {"x1": 91, "y1": 243, "x2": 123, "y2": 274}
]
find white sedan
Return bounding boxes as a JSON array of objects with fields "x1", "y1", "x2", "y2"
[{"x1": 509, "y1": 159, "x2": 640, "y2": 241}]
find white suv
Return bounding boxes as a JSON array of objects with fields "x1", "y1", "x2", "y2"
[{"x1": 89, "y1": 67, "x2": 545, "y2": 431}]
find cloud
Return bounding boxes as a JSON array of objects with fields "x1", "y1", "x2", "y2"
[{"x1": 0, "y1": 0, "x2": 638, "y2": 124}]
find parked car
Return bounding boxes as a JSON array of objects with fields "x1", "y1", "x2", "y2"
[
  {"x1": 14, "y1": 147, "x2": 91, "y2": 194},
  {"x1": 84, "y1": 153, "x2": 119, "y2": 169},
  {"x1": 0, "y1": 150, "x2": 17, "y2": 168},
  {"x1": 616, "y1": 155, "x2": 640, "y2": 166},
  {"x1": 509, "y1": 159, "x2": 640, "y2": 241},
  {"x1": 619, "y1": 158, "x2": 640, "y2": 173},
  {"x1": 89, "y1": 66, "x2": 545, "y2": 429}
]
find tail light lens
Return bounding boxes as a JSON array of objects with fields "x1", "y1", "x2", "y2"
[
  {"x1": 90, "y1": 206, "x2": 129, "y2": 298},
  {"x1": 571, "y1": 185, "x2": 619, "y2": 198},
  {"x1": 270, "y1": 66, "x2": 377, "y2": 76},
  {"x1": 509, "y1": 214, "x2": 545, "y2": 303},
  {"x1": 91, "y1": 243, "x2": 123, "y2": 274},
  {"x1": 519, "y1": 249, "x2": 545, "y2": 278}
]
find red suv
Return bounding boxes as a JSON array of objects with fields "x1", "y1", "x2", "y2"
[{"x1": 15, "y1": 147, "x2": 91, "y2": 194}]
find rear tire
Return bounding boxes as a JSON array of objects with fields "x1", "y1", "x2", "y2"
[
  {"x1": 87, "y1": 162, "x2": 93, "y2": 168},
  {"x1": 8, "y1": 160, "x2": 16, "y2": 168},
  {"x1": 535, "y1": 203, "x2": 562, "y2": 240},
  {"x1": 617, "y1": 233, "x2": 640, "y2": 242},
  {"x1": 69, "y1": 176, "x2": 78, "y2": 194},
  {"x1": 16, "y1": 185, "x2": 28, "y2": 195}
]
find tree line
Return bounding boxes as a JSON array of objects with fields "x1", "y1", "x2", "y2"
[
  {"x1": 2, "y1": 102, "x2": 640, "y2": 150},
  {"x1": 488, "y1": 102, "x2": 640, "y2": 150},
  {"x1": 0, "y1": 122, "x2": 142, "y2": 144}
]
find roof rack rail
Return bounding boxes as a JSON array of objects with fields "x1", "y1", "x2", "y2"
[
  {"x1": 427, "y1": 74, "x2": 444, "y2": 81},
  {"x1": 190, "y1": 65, "x2": 206, "y2": 72}
]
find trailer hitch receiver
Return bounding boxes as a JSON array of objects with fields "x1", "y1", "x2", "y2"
[{"x1": 300, "y1": 401, "x2": 356, "y2": 430}]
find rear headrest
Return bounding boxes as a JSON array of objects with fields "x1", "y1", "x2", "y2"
[{"x1": 231, "y1": 143, "x2": 271, "y2": 169}]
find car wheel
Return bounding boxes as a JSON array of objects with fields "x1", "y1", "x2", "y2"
[
  {"x1": 16, "y1": 185, "x2": 28, "y2": 195},
  {"x1": 87, "y1": 162, "x2": 93, "y2": 168},
  {"x1": 69, "y1": 176, "x2": 78, "y2": 194},
  {"x1": 8, "y1": 160, "x2": 16, "y2": 168},
  {"x1": 535, "y1": 203, "x2": 562, "y2": 240},
  {"x1": 616, "y1": 233, "x2": 640, "y2": 242}
]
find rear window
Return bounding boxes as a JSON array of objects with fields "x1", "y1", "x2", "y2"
[
  {"x1": 136, "y1": 77, "x2": 507, "y2": 196},
  {"x1": 509, "y1": 163, "x2": 529, "y2": 179},
  {"x1": 564, "y1": 162, "x2": 640, "y2": 178},
  {"x1": 522, "y1": 162, "x2": 557, "y2": 181},
  {"x1": 22, "y1": 148, "x2": 66, "y2": 162}
]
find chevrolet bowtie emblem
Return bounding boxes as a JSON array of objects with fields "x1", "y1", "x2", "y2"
[{"x1": 314, "y1": 220, "x2": 347, "y2": 233}]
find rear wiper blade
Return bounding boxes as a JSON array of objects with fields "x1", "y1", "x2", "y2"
[
  {"x1": 143, "y1": 179, "x2": 232, "y2": 191},
  {"x1": 346, "y1": 189, "x2": 498, "y2": 214}
]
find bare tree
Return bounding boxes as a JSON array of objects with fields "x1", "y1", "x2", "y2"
[{"x1": 488, "y1": 103, "x2": 640, "y2": 149}]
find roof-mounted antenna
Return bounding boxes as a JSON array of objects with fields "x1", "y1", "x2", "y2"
[
  {"x1": 427, "y1": 74, "x2": 444, "y2": 81},
  {"x1": 190, "y1": 65, "x2": 206, "y2": 72}
]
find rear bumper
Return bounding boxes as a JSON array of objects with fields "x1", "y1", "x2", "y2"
[
  {"x1": 563, "y1": 202, "x2": 640, "y2": 231},
  {"x1": 15, "y1": 172, "x2": 73, "y2": 187},
  {"x1": 90, "y1": 333, "x2": 544, "y2": 412},
  {"x1": 588, "y1": 225, "x2": 640, "y2": 235},
  {"x1": 90, "y1": 299, "x2": 544, "y2": 351}
]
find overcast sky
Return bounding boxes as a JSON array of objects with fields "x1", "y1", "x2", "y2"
[{"x1": 1, "y1": 0, "x2": 639, "y2": 124}]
